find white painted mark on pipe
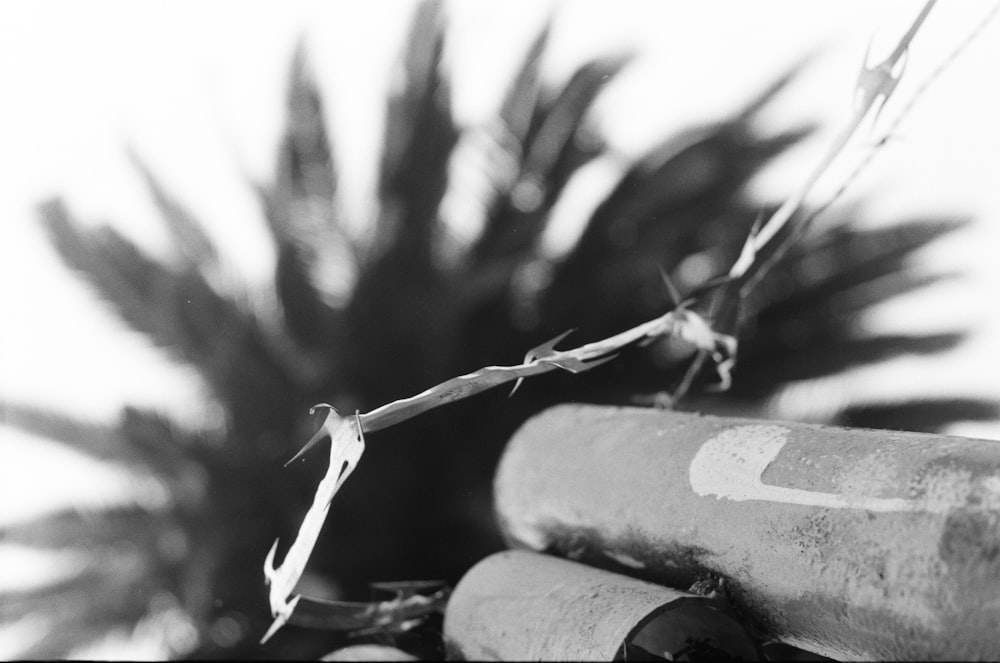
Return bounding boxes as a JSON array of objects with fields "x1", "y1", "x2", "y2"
[{"x1": 687, "y1": 425, "x2": 970, "y2": 513}]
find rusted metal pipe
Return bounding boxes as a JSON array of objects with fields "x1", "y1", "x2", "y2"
[
  {"x1": 443, "y1": 549, "x2": 763, "y2": 661},
  {"x1": 494, "y1": 404, "x2": 1000, "y2": 661}
]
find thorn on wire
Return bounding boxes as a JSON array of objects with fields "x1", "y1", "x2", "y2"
[
  {"x1": 510, "y1": 329, "x2": 576, "y2": 397},
  {"x1": 507, "y1": 379, "x2": 525, "y2": 398},
  {"x1": 672, "y1": 350, "x2": 707, "y2": 404},
  {"x1": 855, "y1": 33, "x2": 910, "y2": 130},
  {"x1": 284, "y1": 404, "x2": 339, "y2": 467},
  {"x1": 749, "y1": 210, "x2": 765, "y2": 239},
  {"x1": 544, "y1": 352, "x2": 619, "y2": 374},
  {"x1": 658, "y1": 265, "x2": 683, "y2": 308}
]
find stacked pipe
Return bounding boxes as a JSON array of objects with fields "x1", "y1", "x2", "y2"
[
  {"x1": 481, "y1": 404, "x2": 1000, "y2": 660},
  {"x1": 444, "y1": 549, "x2": 763, "y2": 660}
]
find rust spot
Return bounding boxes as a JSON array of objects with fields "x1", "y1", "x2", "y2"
[{"x1": 939, "y1": 511, "x2": 1000, "y2": 568}]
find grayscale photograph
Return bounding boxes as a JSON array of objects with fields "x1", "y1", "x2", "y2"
[{"x1": 1, "y1": 1, "x2": 999, "y2": 659}]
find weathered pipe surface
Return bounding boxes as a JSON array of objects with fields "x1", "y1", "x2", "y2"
[
  {"x1": 494, "y1": 404, "x2": 1000, "y2": 661},
  {"x1": 443, "y1": 549, "x2": 762, "y2": 661}
]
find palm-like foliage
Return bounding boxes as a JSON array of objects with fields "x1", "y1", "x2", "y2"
[{"x1": 3, "y1": 1, "x2": 996, "y2": 658}]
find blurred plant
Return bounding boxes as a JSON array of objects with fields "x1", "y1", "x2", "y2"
[{"x1": 2, "y1": 0, "x2": 995, "y2": 659}]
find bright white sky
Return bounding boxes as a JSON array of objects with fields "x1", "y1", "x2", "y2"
[
  {"x1": 1, "y1": 0, "x2": 1000, "y2": 656},
  {"x1": 1, "y1": 0, "x2": 1000, "y2": 517}
]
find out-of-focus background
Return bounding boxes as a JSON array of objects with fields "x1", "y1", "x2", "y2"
[{"x1": 2, "y1": 0, "x2": 1000, "y2": 659}]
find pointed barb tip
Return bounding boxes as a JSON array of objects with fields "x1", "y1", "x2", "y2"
[
  {"x1": 524, "y1": 328, "x2": 576, "y2": 363},
  {"x1": 284, "y1": 410, "x2": 336, "y2": 466},
  {"x1": 658, "y1": 265, "x2": 683, "y2": 308},
  {"x1": 508, "y1": 377, "x2": 526, "y2": 398}
]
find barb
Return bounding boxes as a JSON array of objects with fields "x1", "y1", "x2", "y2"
[
  {"x1": 731, "y1": 0, "x2": 937, "y2": 289},
  {"x1": 263, "y1": 408, "x2": 365, "y2": 643},
  {"x1": 742, "y1": 0, "x2": 999, "y2": 299}
]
